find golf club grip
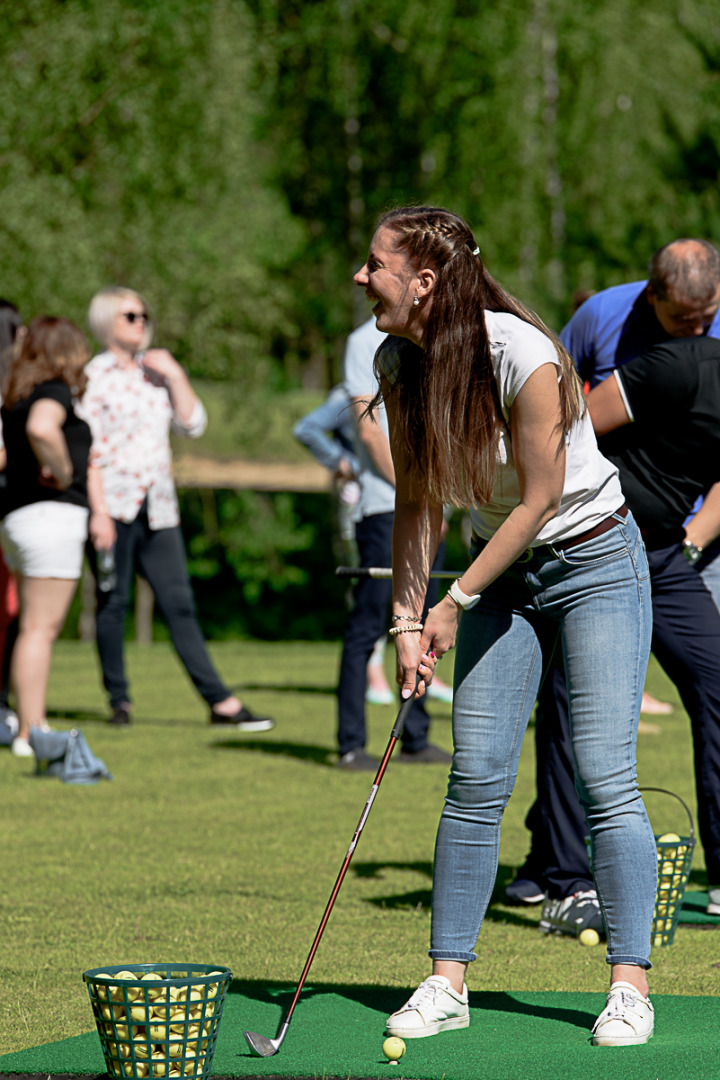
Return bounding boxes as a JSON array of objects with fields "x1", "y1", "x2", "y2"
[
  {"x1": 335, "y1": 565, "x2": 460, "y2": 580},
  {"x1": 279, "y1": 675, "x2": 422, "y2": 1031},
  {"x1": 391, "y1": 672, "x2": 423, "y2": 739}
]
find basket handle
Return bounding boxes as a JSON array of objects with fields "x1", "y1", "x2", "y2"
[{"x1": 642, "y1": 786, "x2": 695, "y2": 841}]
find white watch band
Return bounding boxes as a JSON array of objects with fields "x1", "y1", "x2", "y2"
[{"x1": 448, "y1": 579, "x2": 481, "y2": 610}]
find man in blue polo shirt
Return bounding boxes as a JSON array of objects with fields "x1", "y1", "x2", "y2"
[
  {"x1": 562, "y1": 238, "x2": 720, "y2": 387},
  {"x1": 506, "y1": 239, "x2": 720, "y2": 932}
]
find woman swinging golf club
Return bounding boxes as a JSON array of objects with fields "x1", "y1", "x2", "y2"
[{"x1": 356, "y1": 206, "x2": 657, "y2": 1047}]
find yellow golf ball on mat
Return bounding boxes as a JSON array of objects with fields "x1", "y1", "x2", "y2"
[
  {"x1": 383, "y1": 1036, "x2": 406, "y2": 1061},
  {"x1": 579, "y1": 927, "x2": 600, "y2": 947}
]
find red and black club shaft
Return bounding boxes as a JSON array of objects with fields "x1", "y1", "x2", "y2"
[{"x1": 244, "y1": 674, "x2": 423, "y2": 1057}]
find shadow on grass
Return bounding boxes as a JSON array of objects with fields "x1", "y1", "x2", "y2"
[
  {"x1": 46, "y1": 708, "x2": 108, "y2": 724},
  {"x1": 210, "y1": 738, "x2": 335, "y2": 766},
  {"x1": 229, "y1": 682, "x2": 337, "y2": 696},
  {"x1": 228, "y1": 979, "x2": 596, "y2": 1048},
  {"x1": 46, "y1": 709, "x2": 224, "y2": 731},
  {"x1": 350, "y1": 859, "x2": 542, "y2": 927}
]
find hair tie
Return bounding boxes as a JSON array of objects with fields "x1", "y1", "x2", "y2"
[{"x1": 472, "y1": 246, "x2": 480, "y2": 256}]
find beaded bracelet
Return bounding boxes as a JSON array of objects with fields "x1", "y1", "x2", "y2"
[{"x1": 388, "y1": 623, "x2": 424, "y2": 635}]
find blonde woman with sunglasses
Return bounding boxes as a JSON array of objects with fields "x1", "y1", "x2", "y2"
[{"x1": 80, "y1": 287, "x2": 274, "y2": 733}]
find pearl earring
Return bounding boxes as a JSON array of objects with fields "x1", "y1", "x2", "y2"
[{"x1": 412, "y1": 294, "x2": 420, "y2": 307}]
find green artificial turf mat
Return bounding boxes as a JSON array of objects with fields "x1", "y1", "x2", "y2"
[
  {"x1": 679, "y1": 891, "x2": 720, "y2": 925},
  {"x1": 1, "y1": 983, "x2": 719, "y2": 1080}
]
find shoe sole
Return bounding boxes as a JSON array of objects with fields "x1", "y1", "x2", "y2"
[
  {"x1": 506, "y1": 893, "x2": 545, "y2": 905},
  {"x1": 592, "y1": 1030, "x2": 653, "y2": 1046},
  {"x1": 386, "y1": 1014, "x2": 470, "y2": 1039},
  {"x1": 706, "y1": 902, "x2": 720, "y2": 915},
  {"x1": 539, "y1": 922, "x2": 605, "y2": 938},
  {"x1": 231, "y1": 720, "x2": 274, "y2": 732}
]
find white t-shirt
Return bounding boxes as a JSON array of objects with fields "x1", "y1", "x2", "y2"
[
  {"x1": 343, "y1": 318, "x2": 395, "y2": 518},
  {"x1": 379, "y1": 310, "x2": 624, "y2": 546}
]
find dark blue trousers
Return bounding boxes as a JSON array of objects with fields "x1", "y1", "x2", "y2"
[
  {"x1": 522, "y1": 541, "x2": 720, "y2": 893},
  {"x1": 336, "y1": 511, "x2": 445, "y2": 755},
  {"x1": 91, "y1": 503, "x2": 231, "y2": 709}
]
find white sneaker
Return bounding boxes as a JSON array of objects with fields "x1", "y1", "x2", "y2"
[
  {"x1": 365, "y1": 686, "x2": 394, "y2": 706},
  {"x1": 707, "y1": 886, "x2": 720, "y2": 915},
  {"x1": 11, "y1": 737, "x2": 34, "y2": 758},
  {"x1": 0, "y1": 706, "x2": 19, "y2": 737},
  {"x1": 591, "y1": 981, "x2": 654, "y2": 1046},
  {"x1": 426, "y1": 680, "x2": 453, "y2": 704},
  {"x1": 386, "y1": 975, "x2": 469, "y2": 1039}
]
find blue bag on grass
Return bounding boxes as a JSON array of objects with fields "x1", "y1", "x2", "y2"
[{"x1": 29, "y1": 728, "x2": 113, "y2": 784}]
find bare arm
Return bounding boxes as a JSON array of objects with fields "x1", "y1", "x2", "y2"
[
  {"x1": 26, "y1": 399, "x2": 72, "y2": 489},
  {"x1": 391, "y1": 363, "x2": 566, "y2": 701},
  {"x1": 586, "y1": 372, "x2": 631, "y2": 436},
  {"x1": 141, "y1": 349, "x2": 203, "y2": 426},
  {"x1": 351, "y1": 396, "x2": 395, "y2": 487},
  {"x1": 386, "y1": 385, "x2": 444, "y2": 700},
  {"x1": 684, "y1": 482, "x2": 720, "y2": 550},
  {"x1": 87, "y1": 463, "x2": 116, "y2": 550}
]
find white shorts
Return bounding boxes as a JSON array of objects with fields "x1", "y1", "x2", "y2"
[{"x1": 0, "y1": 502, "x2": 89, "y2": 579}]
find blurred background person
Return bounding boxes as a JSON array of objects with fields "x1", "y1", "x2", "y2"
[
  {"x1": 80, "y1": 287, "x2": 273, "y2": 732},
  {"x1": 0, "y1": 316, "x2": 92, "y2": 757},
  {"x1": 294, "y1": 382, "x2": 409, "y2": 707},
  {"x1": 0, "y1": 300, "x2": 23, "y2": 741},
  {"x1": 336, "y1": 316, "x2": 452, "y2": 770},
  {"x1": 507, "y1": 238, "x2": 720, "y2": 919}
]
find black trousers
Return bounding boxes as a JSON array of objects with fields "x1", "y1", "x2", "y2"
[
  {"x1": 91, "y1": 503, "x2": 230, "y2": 710},
  {"x1": 521, "y1": 541, "x2": 720, "y2": 893},
  {"x1": 336, "y1": 511, "x2": 445, "y2": 755}
]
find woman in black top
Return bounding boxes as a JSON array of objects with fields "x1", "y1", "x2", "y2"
[{"x1": 0, "y1": 317, "x2": 91, "y2": 757}]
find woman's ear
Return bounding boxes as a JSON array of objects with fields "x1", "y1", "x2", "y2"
[{"x1": 417, "y1": 267, "x2": 437, "y2": 299}]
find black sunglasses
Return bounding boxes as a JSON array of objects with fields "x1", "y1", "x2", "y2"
[{"x1": 122, "y1": 311, "x2": 150, "y2": 324}]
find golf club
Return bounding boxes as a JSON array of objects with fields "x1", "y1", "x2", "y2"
[
  {"x1": 336, "y1": 565, "x2": 462, "y2": 579},
  {"x1": 244, "y1": 673, "x2": 423, "y2": 1058}
]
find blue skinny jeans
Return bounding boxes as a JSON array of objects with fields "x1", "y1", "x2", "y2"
[{"x1": 430, "y1": 510, "x2": 657, "y2": 969}]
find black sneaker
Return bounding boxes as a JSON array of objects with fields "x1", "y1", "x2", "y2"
[
  {"x1": 108, "y1": 705, "x2": 131, "y2": 726},
  {"x1": 539, "y1": 889, "x2": 605, "y2": 937},
  {"x1": 399, "y1": 743, "x2": 452, "y2": 765},
  {"x1": 210, "y1": 706, "x2": 274, "y2": 732},
  {"x1": 336, "y1": 748, "x2": 379, "y2": 770},
  {"x1": 505, "y1": 877, "x2": 545, "y2": 905}
]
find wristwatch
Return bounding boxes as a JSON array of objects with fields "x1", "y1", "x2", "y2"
[
  {"x1": 682, "y1": 539, "x2": 703, "y2": 565},
  {"x1": 448, "y1": 579, "x2": 482, "y2": 610}
]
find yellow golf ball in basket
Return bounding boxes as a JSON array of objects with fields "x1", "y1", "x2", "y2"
[
  {"x1": 579, "y1": 927, "x2": 600, "y2": 947},
  {"x1": 383, "y1": 1036, "x2": 406, "y2": 1061}
]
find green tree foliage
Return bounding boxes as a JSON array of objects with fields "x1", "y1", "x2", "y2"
[
  {"x1": 179, "y1": 489, "x2": 351, "y2": 639},
  {"x1": 5, "y1": 0, "x2": 719, "y2": 364},
  {"x1": 250, "y1": 0, "x2": 720, "y2": 335},
  {"x1": 1, "y1": 0, "x2": 301, "y2": 390},
  {"x1": 3, "y1": 1, "x2": 720, "y2": 637}
]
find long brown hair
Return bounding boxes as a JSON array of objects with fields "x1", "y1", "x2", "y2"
[
  {"x1": 371, "y1": 206, "x2": 585, "y2": 506},
  {"x1": 3, "y1": 316, "x2": 89, "y2": 409}
]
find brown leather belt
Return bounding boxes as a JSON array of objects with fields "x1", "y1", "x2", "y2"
[{"x1": 551, "y1": 503, "x2": 628, "y2": 552}]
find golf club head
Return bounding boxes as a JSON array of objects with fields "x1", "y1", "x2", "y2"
[{"x1": 244, "y1": 1029, "x2": 282, "y2": 1057}]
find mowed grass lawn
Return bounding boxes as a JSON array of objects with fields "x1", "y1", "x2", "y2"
[{"x1": 0, "y1": 640, "x2": 718, "y2": 1055}]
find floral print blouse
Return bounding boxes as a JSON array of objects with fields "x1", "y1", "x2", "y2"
[{"x1": 78, "y1": 350, "x2": 206, "y2": 529}]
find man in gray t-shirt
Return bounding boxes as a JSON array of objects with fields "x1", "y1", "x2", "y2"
[{"x1": 336, "y1": 319, "x2": 451, "y2": 770}]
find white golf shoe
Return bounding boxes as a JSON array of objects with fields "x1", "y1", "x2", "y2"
[
  {"x1": 591, "y1": 981, "x2": 654, "y2": 1046},
  {"x1": 386, "y1": 975, "x2": 469, "y2": 1039}
]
